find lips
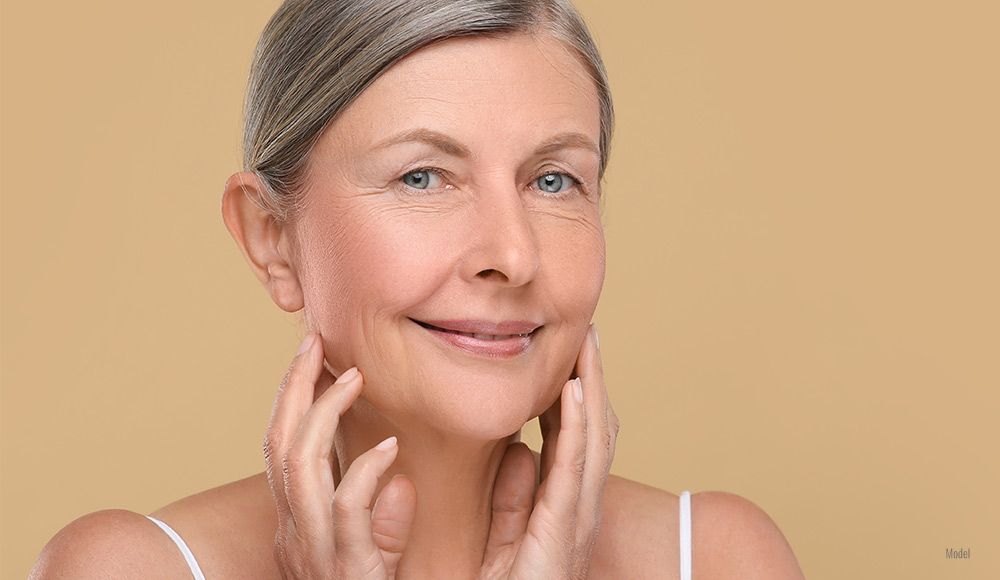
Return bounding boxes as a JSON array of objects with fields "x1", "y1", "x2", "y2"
[{"x1": 410, "y1": 318, "x2": 541, "y2": 357}]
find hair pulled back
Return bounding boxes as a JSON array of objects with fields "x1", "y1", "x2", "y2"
[{"x1": 244, "y1": 0, "x2": 613, "y2": 221}]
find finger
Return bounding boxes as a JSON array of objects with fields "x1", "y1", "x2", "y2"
[
  {"x1": 537, "y1": 392, "x2": 562, "y2": 485},
  {"x1": 372, "y1": 474, "x2": 417, "y2": 577},
  {"x1": 282, "y1": 367, "x2": 364, "y2": 533},
  {"x1": 331, "y1": 436, "x2": 401, "y2": 566},
  {"x1": 264, "y1": 333, "x2": 326, "y2": 524},
  {"x1": 484, "y1": 442, "x2": 536, "y2": 562},
  {"x1": 575, "y1": 325, "x2": 616, "y2": 537},
  {"x1": 312, "y1": 365, "x2": 337, "y2": 403},
  {"x1": 529, "y1": 376, "x2": 586, "y2": 535}
]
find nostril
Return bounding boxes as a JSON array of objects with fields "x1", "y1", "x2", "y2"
[{"x1": 476, "y1": 268, "x2": 504, "y2": 279}]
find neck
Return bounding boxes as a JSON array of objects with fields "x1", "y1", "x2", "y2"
[{"x1": 335, "y1": 397, "x2": 516, "y2": 579}]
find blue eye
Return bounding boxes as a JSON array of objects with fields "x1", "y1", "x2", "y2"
[
  {"x1": 536, "y1": 173, "x2": 575, "y2": 194},
  {"x1": 401, "y1": 170, "x2": 442, "y2": 190}
]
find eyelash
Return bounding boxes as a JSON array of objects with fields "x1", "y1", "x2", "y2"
[
  {"x1": 534, "y1": 171, "x2": 583, "y2": 197},
  {"x1": 398, "y1": 167, "x2": 448, "y2": 192},
  {"x1": 397, "y1": 168, "x2": 584, "y2": 197}
]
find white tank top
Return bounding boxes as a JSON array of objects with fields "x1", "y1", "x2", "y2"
[
  {"x1": 679, "y1": 490, "x2": 693, "y2": 580},
  {"x1": 146, "y1": 517, "x2": 206, "y2": 580},
  {"x1": 148, "y1": 492, "x2": 694, "y2": 579}
]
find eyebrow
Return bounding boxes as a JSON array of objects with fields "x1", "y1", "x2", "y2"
[
  {"x1": 533, "y1": 132, "x2": 601, "y2": 158},
  {"x1": 371, "y1": 129, "x2": 471, "y2": 158},
  {"x1": 370, "y1": 128, "x2": 599, "y2": 159}
]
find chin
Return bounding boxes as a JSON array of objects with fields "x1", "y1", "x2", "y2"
[
  {"x1": 441, "y1": 412, "x2": 530, "y2": 442},
  {"x1": 339, "y1": 320, "x2": 581, "y2": 441},
  {"x1": 383, "y1": 370, "x2": 564, "y2": 442}
]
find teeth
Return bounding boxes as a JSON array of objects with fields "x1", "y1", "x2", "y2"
[
  {"x1": 457, "y1": 331, "x2": 528, "y2": 340},
  {"x1": 469, "y1": 332, "x2": 516, "y2": 340},
  {"x1": 415, "y1": 320, "x2": 535, "y2": 340}
]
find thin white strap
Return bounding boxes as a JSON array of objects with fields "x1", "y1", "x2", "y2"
[
  {"x1": 679, "y1": 491, "x2": 692, "y2": 580},
  {"x1": 147, "y1": 516, "x2": 207, "y2": 580}
]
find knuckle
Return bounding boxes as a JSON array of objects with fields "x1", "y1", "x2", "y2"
[
  {"x1": 331, "y1": 489, "x2": 355, "y2": 521},
  {"x1": 567, "y1": 450, "x2": 587, "y2": 477},
  {"x1": 263, "y1": 431, "x2": 286, "y2": 461},
  {"x1": 601, "y1": 414, "x2": 618, "y2": 454},
  {"x1": 281, "y1": 453, "x2": 309, "y2": 481},
  {"x1": 602, "y1": 427, "x2": 615, "y2": 455},
  {"x1": 272, "y1": 539, "x2": 288, "y2": 566},
  {"x1": 531, "y1": 507, "x2": 571, "y2": 548}
]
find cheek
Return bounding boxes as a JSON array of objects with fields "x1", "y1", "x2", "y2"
[
  {"x1": 542, "y1": 215, "x2": 606, "y2": 320},
  {"x1": 295, "y1": 206, "x2": 456, "y2": 367},
  {"x1": 530, "y1": 215, "x2": 605, "y2": 408}
]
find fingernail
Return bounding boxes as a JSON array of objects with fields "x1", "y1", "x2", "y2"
[
  {"x1": 592, "y1": 324, "x2": 600, "y2": 350},
  {"x1": 297, "y1": 333, "x2": 316, "y2": 355},
  {"x1": 376, "y1": 436, "x2": 397, "y2": 451},
  {"x1": 574, "y1": 377, "x2": 583, "y2": 404},
  {"x1": 336, "y1": 367, "x2": 360, "y2": 384}
]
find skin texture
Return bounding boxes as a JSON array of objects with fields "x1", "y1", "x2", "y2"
[
  {"x1": 278, "y1": 33, "x2": 606, "y2": 443},
  {"x1": 29, "y1": 34, "x2": 806, "y2": 580}
]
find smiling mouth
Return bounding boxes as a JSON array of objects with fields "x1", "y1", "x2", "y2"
[{"x1": 410, "y1": 319, "x2": 540, "y2": 341}]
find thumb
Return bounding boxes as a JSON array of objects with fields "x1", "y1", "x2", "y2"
[
  {"x1": 371, "y1": 475, "x2": 417, "y2": 577},
  {"x1": 483, "y1": 442, "x2": 536, "y2": 564}
]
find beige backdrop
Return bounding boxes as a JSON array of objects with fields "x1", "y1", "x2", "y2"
[{"x1": 3, "y1": 1, "x2": 998, "y2": 578}]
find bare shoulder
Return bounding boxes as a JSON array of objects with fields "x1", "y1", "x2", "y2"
[
  {"x1": 30, "y1": 473, "x2": 277, "y2": 580},
  {"x1": 590, "y1": 477, "x2": 805, "y2": 580},
  {"x1": 690, "y1": 490, "x2": 805, "y2": 579},
  {"x1": 149, "y1": 472, "x2": 277, "y2": 578},
  {"x1": 28, "y1": 509, "x2": 195, "y2": 580},
  {"x1": 589, "y1": 475, "x2": 679, "y2": 579}
]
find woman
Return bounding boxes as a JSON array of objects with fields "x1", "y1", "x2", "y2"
[{"x1": 31, "y1": 0, "x2": 804, "y2": 578}]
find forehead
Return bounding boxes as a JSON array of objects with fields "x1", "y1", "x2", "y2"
[{"x1": 313, "y1": 33, "x2": 601, "y2": 158}]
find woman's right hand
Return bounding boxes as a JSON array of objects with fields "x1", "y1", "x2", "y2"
[{"x1": 263, "y1": 333, "x2": 417, "y2": 580}]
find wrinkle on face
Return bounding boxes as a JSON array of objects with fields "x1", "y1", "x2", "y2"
[{"x1": 284, "y1": 33, "x2": 606, "y2": 439}]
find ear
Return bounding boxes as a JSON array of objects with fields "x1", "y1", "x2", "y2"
[{"x1": 221, "y1": 172, "x2": 304, "y2": 312}]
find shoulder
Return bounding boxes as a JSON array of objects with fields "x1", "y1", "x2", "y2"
[
  {"x1": 689, "y1": 490, "x2": 805, "y2": 579},
  {"x1": 589, "y1": 476, "x2": 679, "y2": 578},
  {"x1": 148, "y1": 472, "x2": 278, "y2": 578},
  {"x1": 28, "y1": 509, "x2": 195, "y2": 580},
  {"x1": 30, "y1": 473, "x2": 277, "y2": 580},
  {"x1": 590, "y1": 477, "x2": 804, "y2": 580}
]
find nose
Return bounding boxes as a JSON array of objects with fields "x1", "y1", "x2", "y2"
[{"x1": 460, "y1": 185, "x2": 541, "y2": 288}]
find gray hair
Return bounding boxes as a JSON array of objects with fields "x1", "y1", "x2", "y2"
[{"x1": 243, "y1": 0, "x2": 614, "y2": 221}]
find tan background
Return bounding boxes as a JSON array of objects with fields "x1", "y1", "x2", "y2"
[{"x1": 2, "y1": 0, "x2": 998, "y2": 578}]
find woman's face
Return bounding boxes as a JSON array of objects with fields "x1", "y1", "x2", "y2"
[{"x1": 287, "y1": 33, "x2": 605, "y2": 439}]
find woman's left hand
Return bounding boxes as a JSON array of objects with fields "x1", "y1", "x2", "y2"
[{"x1": 479, "y1": 325, "x2": 618, "y2": 580}]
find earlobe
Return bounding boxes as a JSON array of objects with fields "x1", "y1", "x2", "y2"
[{"x1": 221, "y1": 172, "x2": 305, "y2": 312}]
